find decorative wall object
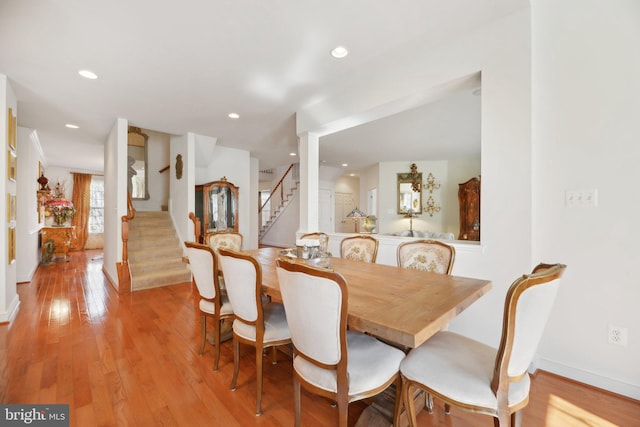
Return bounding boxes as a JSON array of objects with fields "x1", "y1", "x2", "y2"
[
  {"x1": 7, "y1": 108, "x2": 16, "y2": 151},
  {"x1": 423, "y1": 172, "x2": 441, "y2": 193},
  {"x1": 7, "y1": 194, "x2": 16, "y2": 222},
  {"x1": 397, "y1": 163, "x2": 423, "y2": 214},
  {"x1": 175, "y1": 154, "x2": 183, "y2": 179},
  {"x1": 422, "y1": 172, "x2": 441, "y2": 217},
  {"x1": 424, "y1": 195, "x2": 441, "y2": 217},
  {"x1": 7, "y1": 150, "x2": 16, "y2": 181},
  {"x1": 7, "y1": 226, "x2": 16, "y2": 264}
]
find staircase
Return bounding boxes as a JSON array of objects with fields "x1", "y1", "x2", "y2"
[
  {"x1": 259, "y1": 180, "x2": 299, "y2": 241},
  {"x1": 128, "y1": 211, "x2": 191, "y2": 291}
]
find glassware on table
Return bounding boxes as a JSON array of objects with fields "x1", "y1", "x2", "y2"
[{"x1": 319, "y1": 234, "x2": 328, "y2": 256}]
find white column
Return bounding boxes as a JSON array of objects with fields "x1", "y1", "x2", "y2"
[{"x1": 298, "y1": 132, "x2": 319, "y2": 233}]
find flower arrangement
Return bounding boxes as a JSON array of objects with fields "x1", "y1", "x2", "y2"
[{"x1": 44, "y1": 197, "x2": 76, "y2": 226}]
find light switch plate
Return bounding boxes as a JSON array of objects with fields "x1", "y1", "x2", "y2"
[{"x1": 565, "y1": 189, "x2": 598, "y2": 207}]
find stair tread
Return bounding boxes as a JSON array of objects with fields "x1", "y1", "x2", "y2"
[{"x1": 126, "y1": 210, "x2": 189, "y2": 291}]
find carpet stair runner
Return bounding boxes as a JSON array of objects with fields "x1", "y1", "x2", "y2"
[{"x1": 128, "y1": 211, "x2": 191, "y2": 290}]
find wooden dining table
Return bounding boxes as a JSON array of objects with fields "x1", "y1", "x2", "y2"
[{"x1": 246, "y1": 247, "x2": 492, "y2": 349}]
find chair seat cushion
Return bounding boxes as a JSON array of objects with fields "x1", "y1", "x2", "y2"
[
  {"x1": 199, "y1": 295, "x2": 234, "y2": 316},
  {"x1": 293, "y1": 331, "x2": 405, "y2": 396},
  {"x1": 400, "y1": 331, "x2": 530, "y2": 410},
  {"x1": 233, "y1": 302, "x2": 291, "y2": 343}
]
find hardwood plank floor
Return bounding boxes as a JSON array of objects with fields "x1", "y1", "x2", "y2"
[{"x1": 1, "y1": 250, "x2": 638, "y2": 426}]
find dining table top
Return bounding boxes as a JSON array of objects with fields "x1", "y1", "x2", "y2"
[{"x1": 245, "y1": 247, "x2": 492, "y2": 349}]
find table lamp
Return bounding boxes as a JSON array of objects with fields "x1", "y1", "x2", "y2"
[
  {"x1": 404, "y1": 209, "x2": 418, "y2": 237},
  {"x1": 346, "y1": 207, "x2": 367, "y2": 233}
]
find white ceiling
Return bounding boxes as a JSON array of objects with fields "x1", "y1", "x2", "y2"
[{"x1": 0, "y1": 0, "x2": 526, "y2": 173}]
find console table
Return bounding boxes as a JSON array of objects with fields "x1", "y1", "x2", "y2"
[{"x1": 41, "y1": 226, "x2": 75, "y2": 264}]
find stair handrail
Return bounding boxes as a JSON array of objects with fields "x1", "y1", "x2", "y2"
[
  {"x1": 118, "y1": 192, "x2": 135, "y2": 293},
  {"x1": 188, "y1": 212, "x2": 202, "y2": 243},
  {"x1": 259, "y1": 163, "x2": 297, "y2": 214}
]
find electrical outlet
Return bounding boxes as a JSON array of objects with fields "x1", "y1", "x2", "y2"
[{"x1": 608, "y1": 324, "x2": 628, "y2": 347}]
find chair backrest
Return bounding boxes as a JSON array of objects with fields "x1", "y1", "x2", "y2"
[
  {"x1": 340, "y1": 235, "x2": 379, "y2": 263},
  {"x1": 184, "y1": 241, "x2": 220, "y2": 301},
  {"x1": 217, "y1": 248, "x2": 262, "y2": 325},
  {"x1": 397, "y1": 240, "x2": 456, "y2": 274},
  {"x1": 300, "y1": 232, "x2": 328, "y2": 242},
  {"x1": 276, "y1": 259, "x2": 348, "y2": 367},
  {"x1": 188, "y1": 212, "x2": 202, "y2": 243},
  {"x1": 492, "y1": 263, "x2": 566, "y2": 395},
  {"x1": 205, "y1": 231, "x2": 243, "y2": 252}
]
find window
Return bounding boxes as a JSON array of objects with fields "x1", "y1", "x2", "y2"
[{"x1": 89, "y1": 177, "x2": 104, "y2": 233}]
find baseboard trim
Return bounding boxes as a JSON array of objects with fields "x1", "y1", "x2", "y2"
[
  {"x1": 531, "y1": 356, "x2": 639, "y2": 400},
  {"x1": 0, "y1": 295, "x2": 21, "y2": 324}
]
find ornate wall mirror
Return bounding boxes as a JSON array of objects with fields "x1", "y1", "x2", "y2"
[
  {"x1": 202, "y1": 178, "x2": 239, "y2": 232},
  {"x1": 127, "y1": 126, "x2": 149, "y2": 200},
  {"x1": 397, "y1": 163, "x2": 423, "y2": 214}
]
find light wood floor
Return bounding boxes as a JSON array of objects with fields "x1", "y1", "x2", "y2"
[{"x1": 1, "y1": 250, "x2": 638, "y2": 426}]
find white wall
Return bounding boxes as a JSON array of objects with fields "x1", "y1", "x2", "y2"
[
  {"x1": 103, "y1": 118, "x2": 128, "y2": 289},
  {"x1": 132, "y1": 128, "x2": 170, "y2": 211},
  {"x1": 531, "y1": 0, "x2": 640, "y2": 398},
  {"x1": 0, "y1": 74, "x2": 19, "y2": 322},
  {"x1": 16, "y1": 127, "x2": 46, "y2": 283},
  {"x1": 297, "y1": 5, "x2": 536, "y2": 384},
  {"x1": 169, "y1": 133, "x2": 193, "y2": 244},
  {"x1": 44, "y1": 166, "x2": 74, "y2": 200},
  {"x1": 294, "y1": 3, "x2": 640, "y2": 399},
  {"x1": 195, "y1": 143, "x2": 253, "y2": 249}
]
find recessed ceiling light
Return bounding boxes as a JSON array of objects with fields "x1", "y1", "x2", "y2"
[
  {"x1": 65, "y1": 124, "x2": 79, "y2": 129},
  {"x1": 228, "y1": 113, "x2": 240, "y2": 119},
  {"x1": 331, "y1": 46, "x2": 349, "y2": 59},
  {"x1": 349, "y1": 173, "x2": 356, "y2": 177},
  {"x1": 289, "y1": 152, "x2": 296, "y2": 156},
  {"x1": 342, "y1": 163, "x2": 348, "y2": 167},
  {"x1": 78, "y1": 69, "x2": 98, "y2": 79}
]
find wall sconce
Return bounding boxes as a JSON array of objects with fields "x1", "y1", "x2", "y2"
[
  {"x1": 424, "y1": 195, "x2": 441, "y2": 217},
  {"x1": 423, "y1": 172, "x2": 441, "y2": 194}
]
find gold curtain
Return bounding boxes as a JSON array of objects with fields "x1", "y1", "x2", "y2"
[{"x1": 71, "y1": 173, "x2": 92, "y2": 251}]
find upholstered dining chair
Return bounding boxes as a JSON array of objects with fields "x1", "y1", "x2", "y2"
[
  {"x1": 184, "y1": 241, "x2": 234, "y2": 371},
  {"x1": 204, "y1": 231, "x2": 243, "y2": 287},
  {"x1": 217, "y1": 248, "x2": 291, "y2": 416},
  {"x1": 276, "y1": 258, "x2": 406, "y2": 427},
  {"x1": 300, "y1": 232, "x2": 328, "y2": 242},
  {"x1": 397, "y1": 239, "x2": 456, "y2": 412},
  {"x1": 340, "y1": 235, "x2": 379, "y2": 263},
  {"x1": 400, "y1": 263, "x2": 566, "y2": 427},
  {"x1": 205, "y1": 230, "x2": 243, "y2": 252},
  {"x1": 397, "y1": 239, "x2": 456, "y2": 274}
]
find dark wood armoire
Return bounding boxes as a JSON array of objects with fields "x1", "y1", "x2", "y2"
[{"x1": 458, "y1": 177, "x2": 480, "y2": 241}]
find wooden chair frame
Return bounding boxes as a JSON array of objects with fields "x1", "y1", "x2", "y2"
[
  {"x1": 276, "y1": 259, "x2": 402, "y2": 427},
  {"x1": 340, "y1": 235, "x2": 379, "y2": 263},
  {"x1": 300, "y1": 231, "x2": 328, "y2": 241},
  {"x1": 218, "y1": 248, "x2": 291, "y2": 416},
  {"x1": 184, "y1": 241, "x2": 234, "y2": 371},
  {"x1": 204, "y1": 230, "x2": 243, "y2": 251},
  {"x1": 397, "y1": 239, "x2": 456, "y2": 274},
  {"x1": 401, "y1": 263, "x2": 566, "y2": 427}
]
